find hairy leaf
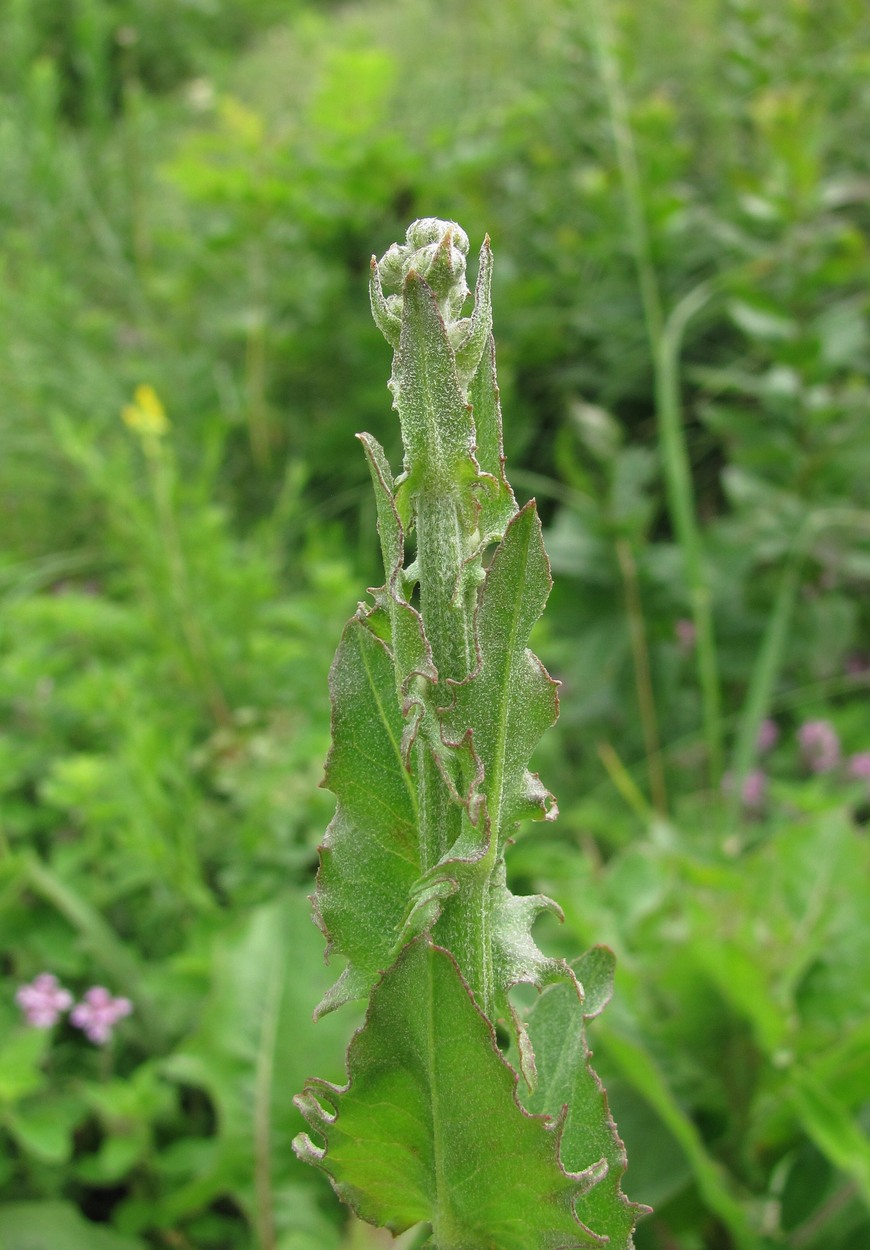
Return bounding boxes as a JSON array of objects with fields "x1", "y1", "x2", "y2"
[
  {"x1": 315, "y1": 616, "x2": 420, "y2": 1014},
  {"x1": 297, "y1": 220, "x2": 644, "y2": 1248},
  {"x1": 295, "y1": 938, "x2": 607, "y2": 1250},
  {"x1": 443, "y1": 500, "x2": 559, "y2": 841},
  {"x1": 516, "y1": 949, "x2": 650, "y2": 1249},
  {"x1": 392, "y1": 271, "x2": 479, "y2": 500},
  {"x1": 466, "y1": 334, "x2": 516, "y2": 543}
]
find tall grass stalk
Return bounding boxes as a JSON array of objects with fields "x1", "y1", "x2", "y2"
[
  {"x1": 656, "y1": 284, "x2": 723, "y2": 785},
  {"x1": 587, "y1": 0, "x2": 724, "y2": 786},
  {"x1": 615, "y1": 537, "x2": 667, "y2": 813}
]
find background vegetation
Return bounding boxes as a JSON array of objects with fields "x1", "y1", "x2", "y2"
[{"x1": 2, "y1": 0, "x2": 870, "y2": 1247}]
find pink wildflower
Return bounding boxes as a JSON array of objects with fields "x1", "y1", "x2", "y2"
[
  {"x1": 847, "y1": 752, "x2": 870, "y2": 781},
  {"x1": 757, "y1": 718, "x2": 779, "y2": 753},
  {"x1": 16, "y1": 973, "x2": 73, "y2": 1028},
  {"x1": 798, "y1": 720, "x2": 841, "y2": 774},
  {"x1": 70, "y1": 987, "x2": 133, "y2": 1045},
  {"x1": 722, "y1": 768, "x2": 767, "y2": 812}
]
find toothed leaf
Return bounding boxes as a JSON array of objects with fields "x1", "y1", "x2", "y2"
[
  {"x1": 294, "y1": 938, "x2": 606, "y2": 1250},
  {"x1": 443, "y1": 500, "x2": 559, "y2": 842},
  {"x1": 314, "y1": 617, "x2": 420, "y2": 1014},
  {"x1": 298, "y1": 221, "x2": 645, "y2": 1247},
  {"x1": 516, "y1": 949, "x2": 649, "y2": 1249}
]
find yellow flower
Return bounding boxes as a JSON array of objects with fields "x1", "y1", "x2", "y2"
[{"x1": 122, "y1": 384, "x2": 169, "y2": 437}]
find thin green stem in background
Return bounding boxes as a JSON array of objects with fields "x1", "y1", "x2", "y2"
[
  {"x1": 245, "y1": 244, "x2": 272, "y2": 470},
  {"x1": 656, "y1": 284, "x2": 723, "y2": 787},
  {"x1": 586, "y1": 0, "x2": 663, "y2": 345},
  {"x1": 253, "y1": 948, "x2": 284, "y2": 1250},
  {"x1": 615, "y1": 537, "x2": 668, "y2": 814},
  {"x1": 588, "y1": 0, "x2": 724, "y2": 786},
  {"x1": 597, "y1": 741, "x2": 652, "y2": 823}
]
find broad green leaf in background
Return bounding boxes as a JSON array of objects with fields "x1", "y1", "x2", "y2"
[
  {"x1": 163, "y1": 893, "x2": 352, "y2": 1249},
  {"x1": 0, "y1": 1028, "x2": 50, "y2": 1105},
  {"x1": 790, "y1": 1067, "x2": 870, "y2": 1210},
  {"x1": 0, "y1": 1203, "x2": 145, "y2": 1250},
  {"x1": 4, "y1": 1093, "x2": 83, "y2": 1166}
]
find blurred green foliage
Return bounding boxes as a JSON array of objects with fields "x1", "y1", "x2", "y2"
[{"x1": 1, "y1": 0, "x2": 870, "y2": 1246}]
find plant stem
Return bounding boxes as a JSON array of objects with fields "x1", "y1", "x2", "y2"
[
  {"x1": 415, "y1": 483, "x2": 494, "y2": 1015},
  {"x1": 589, "y1": 0, "x2": 724, "y2": 785},
  {"x1": 246, "y1": 245, "x2": 271, "y2": 469},
  {"x1": 253, "y1": 949, "x2": 283, "y2": 1250},
  {"x1": 415, "y1": 489, "x2": 476, "y2": 682},
  {"x1": 597, "y1": 741, "x2": 652, "y2": 823},
  {"x1": 615, "y1": 537, "x2": 667, "y2": 814},
  {"x1": 656, "y1": 284, "x2": 723, "y2": 785},
  {"x1": 587, "y1": 0, "x2": 663, "y2": 344}
]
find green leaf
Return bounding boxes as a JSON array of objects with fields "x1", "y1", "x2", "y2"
[
  {"x1": 75, "y1": 1132, "x2": 147, "y2": 1185},
  {"x1": 0, "y1": 1203, "x2": 145, "y2": 1250},
  {"x1": 314, "y1": 616, "x2": 421, "y2": 1014},
  {"x1": 517, "y1": 949, "x2": 649, "y2": 1249},
  {"x1": 0, "y1": 1028, "x2": 50, "y2": 1104},
  {"x1": 393, "y1": 272, "x2": 479, "y2": 498},
  {"x1": 295, "y1": 938, "x2": 607, "y2": 1249},
  {"x1": 594, "y1": 1027, "x2": 756, "y2": 1249},
  {"x1": 727, "y1": 298, "x2": 798, "y2": 342},
  {"x1": 358, "y1": 431, "x2": 437, "y2": 736},
  {"x1": 467, "y1": 337, "x2": 517, "y2": 544},
  {"x1": 163, "y1": 895, "x2": 348, "y2": 1247},
  {"x1": 470, "y1": 340, "x2": 517, "y2": 540},
  {"x1": 443, "y1": 500, "x2": 558, "y2": 841},
  {"x1": 5, "y1": 1094, "x2": 84, "y2": 1165},
  {"x1": 791, "y1": 1067, "x2": 870, "y2": 1208},
  {"x1": 414, "y1": 503, "x2": 568, "y2": 1031},
  {"x1": 453, "y1": 235, "x2": 494, "y2": 390}
]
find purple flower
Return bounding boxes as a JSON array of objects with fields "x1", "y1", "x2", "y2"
[
  {"x1": 757, "y1": 718, "x2": 779, "y2": 753},
  {"x1": 847, "y1": 752, "x2": 870, "y2": 781},
  {"x1": 798, "y1": 720, "x2": 841, "y2": 774},
  {"x1": 675, "y1": 618, "x2": 696, "y2": 653},
  {"x1": 846, "y1": 652, "x2": 870, "y2": 677},
  {"x1": 16, "y1": 973, "x2": 73, "y2": 1028},
  {"x1": 70, "y1": 987, "x2": 133, "y2": 1045},
  {"x1": 722, "y1": 768, "x2": 767, "y2": 812}
]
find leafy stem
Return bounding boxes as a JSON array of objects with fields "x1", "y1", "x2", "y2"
[{"x1": 293, "y1": 220, "x2": 646, "y2": 1248}]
